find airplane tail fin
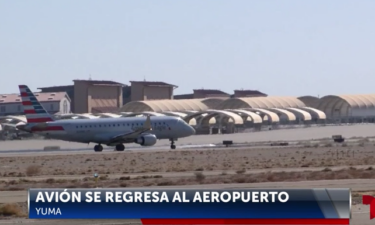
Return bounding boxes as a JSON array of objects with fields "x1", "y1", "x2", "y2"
[{"x1": 18, "y1": 85, "x2": 55, "y2": 124}]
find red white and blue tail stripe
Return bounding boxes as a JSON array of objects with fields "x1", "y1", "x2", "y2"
[{"x1": 18, "y1": 85, "x2": 55, "y2": 124}]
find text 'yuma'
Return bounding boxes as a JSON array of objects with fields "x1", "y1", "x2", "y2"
[{"x1": 35, "y1": 208, "x2": 61, "y2": 216}]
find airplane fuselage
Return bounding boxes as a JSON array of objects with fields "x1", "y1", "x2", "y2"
[
  {"x1": 17, "y1": 84, "x2": 195, "y2": 151},
  {"x1": 28, "y1": 116, "x2": 195, "y2": 146}
]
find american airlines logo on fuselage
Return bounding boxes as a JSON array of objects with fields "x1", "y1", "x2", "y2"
[{"x1": 152, "y1": 125, "x2": 171, "y2": 131}]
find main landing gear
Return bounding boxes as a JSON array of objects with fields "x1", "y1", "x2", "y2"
[
  {"x1": 115, "y1": 144, "x2": 125, "y2": 151},
  {"x1": 94, "y1": 144, "x2": 103, "y2": 152},
  {"x1": 93, "y1": 144, "x2": 125, "y2": 152}
]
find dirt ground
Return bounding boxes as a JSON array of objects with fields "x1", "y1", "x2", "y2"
[
  {"x1": 1, "y1": 141, "x2": 374, "y2": 177},
  {"x1": 1, "y1": 139, "x2": 375, "y2": 221}
]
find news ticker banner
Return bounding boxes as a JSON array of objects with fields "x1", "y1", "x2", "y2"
[{"x1": 28, "y1": 188, "x2": 351, "y2": 224}]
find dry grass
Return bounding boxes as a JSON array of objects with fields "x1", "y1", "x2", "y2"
[
  {"x1": 236, "y1": 168, "x2": 246, "y2": 174},
  {"x1": 25, "y1": 165, "x2": 41, "y2": 176},
  {"x1": 194, "y1": 172, "x2": 205, "y2": 182},
  {"x1": 2, "y1": 144, "x2": 375, "y2": 178},
  {"x1": 0, "y1": 203, "x2": 25, "y2": 217},
  {"x1": 2, "y1": 167, "x2": 375, "y2": 191}
]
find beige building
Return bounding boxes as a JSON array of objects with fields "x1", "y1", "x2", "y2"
[
  {"x1": 0, "y1": 92, "x2": 71, "y2": 116},
  {"x1": 193, "y1": 89, "x2": 230, "y2": 99},
  {"x1": 130, "y1": 81, "x2": 177, "y2": 101},
  {"x1": 233, "y1": 89, "x2": 267, "y2": 98},
  {"x1": 174, "y1": 89, "x2": 230, "y2": 99},
  {"x1": 73, "y1": 80, "x2": 124, "y2": 114},
  {"x1": 38, "y1": 85, "x2": 75, "y2": 111}
]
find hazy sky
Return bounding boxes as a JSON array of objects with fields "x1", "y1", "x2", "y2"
[{"x1": 1, "y1": 0, "x2": 374, "y2": 96}]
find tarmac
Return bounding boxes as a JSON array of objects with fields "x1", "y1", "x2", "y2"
[{"x1": 0, "y1": 124, "x2": 374, "y2": 154}]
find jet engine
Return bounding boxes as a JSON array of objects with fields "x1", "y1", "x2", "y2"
[{"x1": 135, "y1": 134, "x2": 157, "y2": 146}]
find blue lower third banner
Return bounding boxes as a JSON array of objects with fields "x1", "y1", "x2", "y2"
[{"x1": 28, "y1": 188, "x2": 351, "y2": 224}]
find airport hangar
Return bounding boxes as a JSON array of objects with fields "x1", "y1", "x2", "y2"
[{"x1": 3, "y1": 94, "x2": 375, "y2": 135}]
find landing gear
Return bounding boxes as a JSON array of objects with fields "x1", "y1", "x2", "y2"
[
  {"x1": 170, "y1": 140, "x2": 176, "y2": 149},
  {"x1": 115, "y1": 144, "x2": 125, "y2": 151},
  {"x1": 94, "y1": 144, "x2": 103, "y2": 152}
]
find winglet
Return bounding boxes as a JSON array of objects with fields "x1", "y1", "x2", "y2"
[{"x1": 144, "y1": 115, "x2": 152, "y2": 130}]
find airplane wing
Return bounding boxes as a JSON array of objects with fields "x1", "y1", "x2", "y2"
[
  {"x1": 1, "y1": 123, "x2": 18, "y2": 128},
  {"x1": 14, "y1": 122, "x2": 48, "y2": 132},
  {"x1": 1, "y1": 122, "x2": 26, "y2": 129},
  {"x1": 108, "y1": 115, "x2": 152, "y2": 143}
]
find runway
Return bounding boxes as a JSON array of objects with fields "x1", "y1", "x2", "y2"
[{"x1": 0, "y1": 124, "x2": 373, "y2": 156}]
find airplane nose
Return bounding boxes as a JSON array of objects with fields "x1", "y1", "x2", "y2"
[{"x1": 185, "y1": 124, "x2": 195, "y2": 135}]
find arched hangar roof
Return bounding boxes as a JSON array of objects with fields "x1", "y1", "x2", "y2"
[
  {"x1": 267, "y1": 108, "x2": 296, "y2": 121},
  {"x1": 200, "y1": 98, "x2": 227, "y2": 109},
  {"x1": 244, "y1": 108, "x2": 280, "y2": 123},
  {"x1": 302, "y1": 107, "x2": 326, "y2": 120},
  {"x1": 227, "y1": 109, "x2": 263, "y2": 124},
  {"x1": 184, "y1": 109, "x2": 243, "y2": 125},
  {"x1": 215, "y1": 97, "x2": 305, "y2": 110},
  {"x1": 287, "y1": 108, "x2": 312, "y2": 121},
  {"x1": 317, "y1": 94, "x2": 375, "y2": 117},
  {"x1": 201, "y1": 110, "x2": 243, "y2": 125},
  {"x1": 121, "y1": 99, "x2": 209, "y2": 112},
  {"x1": 298, "y1": 96, "x2": 320, "y2": 108}
]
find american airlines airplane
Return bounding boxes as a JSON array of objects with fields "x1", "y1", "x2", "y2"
[{"x1": 16, "y1": 85, "x2": 196, "y2": 152}]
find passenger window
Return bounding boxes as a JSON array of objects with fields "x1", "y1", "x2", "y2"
[
  {"x1": 99, "y1": 125, "x2": 101, "y2": 127},
  {"x1": 118, "y1": 124, "x2": 120, "y2": 126}
]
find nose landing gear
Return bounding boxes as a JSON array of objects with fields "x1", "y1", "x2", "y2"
[{"x1": 170, "y1": 138, "x2": 176, "y2": 149}]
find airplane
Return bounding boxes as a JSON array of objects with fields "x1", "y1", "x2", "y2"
[{"x1": 16, "y1": 85, "x2": 196, "y2": 152}]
